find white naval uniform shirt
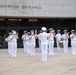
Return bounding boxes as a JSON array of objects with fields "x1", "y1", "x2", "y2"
[
  {"x1": 7, "y1": 35, "x2": 13, "y2": 55},
  {"x1": 22, "y1": 35, "x2": 25, "y2": 39},
  {"x1": 11, "y1": 35, "x2": 17, "y2": 42},
  {"x1": 62, "y1": 34, "x2": 69, "y2": 41},
  {"x1": 48, "y1": 33, "x2": 54, "y2": 41},
  {"x1": 26, "y1": 35, "x2": 29, "y2": 41},
  {"x1": 29, "y1": 35, "x2": 35, "y2": 42},
  {"x1": 7, "y1": 35, "x2": 12, "y2": 49},
  {"x1": 73, "y1": 36, "x2": 76, "y2": 41},
  {"x1": 55, "y1": 34, "x2": 61, "y2": 41},
  {"x1": 38, "y1": 32, "x2": 48, "y2": 44},
  {"x1": 7, "y1": 35, "x2": 11, "y2": 42},
  {"x1": 73, "y1": 36, "x2": 76, "y2": 45},
  {"x1": 70, "y1": 34, "x2": 74, "y2": 41},
  {"x1": 22, "y1": 35, "x2": 26, "y2": 42}
]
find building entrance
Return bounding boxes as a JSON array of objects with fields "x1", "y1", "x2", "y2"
[{"x1": 0, "y1": 18, "x2": 75, "y2": 48}]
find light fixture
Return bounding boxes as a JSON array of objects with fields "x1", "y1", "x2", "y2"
[
  {"x1": 29, "y1": 19, "x2": 38, "y2": 22},
  {"x1": 8, "y1": 19, "x2": 17, "y2": 21}
]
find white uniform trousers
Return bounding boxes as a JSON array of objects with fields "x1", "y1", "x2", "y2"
[
  {"x1": 56, "y1": 41, "x2": 61, "y2": 51},
  {"x1": 39, "y1": 41, "x2": 41, "y2": 51},
  {"x1": 10, "y1": 42, "x2": 13, "y2": 56},
  {"x1": 73, "y1": 41, "x2": 76, "y2": 55},
  {"x1": 11, "y1": 41, "x2": 17, "y2": 57},
  {"x1": 41, "y1": 42, "x2": 48, "y2": 62},
  {"x1": 63, "y1": 40, "x2": 68, "y2": 53},
  {"x1": 71, "y1": 41, "x2": 75, "y2": 55},
  {"x1": 26, "y1": 41, "x2": 30, "y2": 54},
  {"x1": 30, "y1": 41, "x2": 35, "y2": 56},
  {"x1": 48, "y1": 41, "x2": 54, "y2": 56},
  {"x1": 23, "y1": 42, "x2": 26, "y2": 53},
  {"x1": 8, "y1": 42, "x2": 11, "y2": 55}
]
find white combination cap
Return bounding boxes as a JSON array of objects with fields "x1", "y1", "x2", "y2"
[
  {"x1": 13, "y1": 31, "x2": 16, "y2": 35},
  {"x1": 41, "y1": 27, "x2": 47, "y2": 31},
  {"x1": 12, "y1": 30, "x2": 15, "y2": 32},
  {"x1": 49, "y1": 28, "x2": 53, "y2": 31},
  {"x1": 57, "y1": 30, "x2": 60, "y2": 32},
  {"x1": 30, "y1": 30, "x2": 34, "y2": 34},
  {"x1": 50, "y1": 30, "x2": 54, "y2": 32},
  {"x1": 71, "y1": 30, "x2": 75, "y2": 32},
  {"x1": 24, "y1": 30, "x2": 27, "y2": 33},
  {"x1": 30, "y1": 30, "x2": 34, "y2": 32},
  {"x1": 64, "y1": 30, "x2": 67, "y2": 32},
  {"x1": 27, "y1": 32, "x2": 30, "y2": 35}
]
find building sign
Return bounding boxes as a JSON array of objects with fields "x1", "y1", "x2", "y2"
[
  {"x1": 0, "y1": 0, "x2": 76, "y2": 17},
  {"x1": 0, "y1": 4, "x2": 19, "y2": 9},
  {"x1": 0, "y1": 4, "x2": 41, "y2": 9},
  {"x1": 22, "y1": 5, "x2": 41, "y2": 9}
]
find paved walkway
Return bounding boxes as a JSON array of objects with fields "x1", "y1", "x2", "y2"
[{"x1": 0, "y1": 48, "x2": 76, "y2": 75}]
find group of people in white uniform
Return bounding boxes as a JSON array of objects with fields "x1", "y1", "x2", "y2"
[
  {"x1": 6, "y1": 30, "x2": 18, "y2": 58},
  {"x1": 21, "y1": 30, "x2": 37, "y2": 56},
  {"x1": 6, "y1": 27, "x2": 76, "y2": 62}
]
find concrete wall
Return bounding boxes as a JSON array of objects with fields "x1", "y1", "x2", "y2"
[{"x1": 0, "y1": 0, "x2": 76, "y2": 17}]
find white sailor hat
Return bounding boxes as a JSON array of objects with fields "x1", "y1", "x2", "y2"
[
  {"x1": 41, "y1": 27, "x2": 47, "y2": 31},
  {"x1": 13, "y1": 31, "x2": 16, "y2": 35},
  {"x1": 24, "y1": 30, "x2": 27, "y2": 33},
  {"x1": 30, "y1": 30, "x2": 34, "y2": 34},
  {"x1": 50, "y1": 30, "x2": 54, "y2": 32},
  {"x1": 30, "y1": 30, "x2": 34, "y2": 32},
  {"x1": 63, "y1": 30, "x2": 67, "y2": 32},
  {"x1": 71, "y1": 30, "x2": 75, "y2": 32},
  {"x1": 57, "y1": 30, "x2": 60, "y2": 32},
  {"x1": 49, "y1": 28, "x2": 53, "y2": 31},
  {"x1": 12, "y1": 30, "x2": 15, "y2": 32},
  {"x1": 27, "y1": 32, "x2": 30, "y2": 35}
]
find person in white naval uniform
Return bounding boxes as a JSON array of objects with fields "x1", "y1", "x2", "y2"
[
  {"x1": 48, "y1": 29, "x2": 55, "y2": 56},
  {"x1": 38, "y1": 27, "x2": 48, "y2": 62},
  {"x1": 6, "y1": 32, "x2": 12, "y2": 55},
  {"x1": 29, "y1": 30, "x2": 37, "y2": 56},
  {"x1": 70, "y1": 30, "x2": 75, "y2": 55},
  {"x1": 21, "y1": 30, "x2": 27, "y2": 53},
  {"x1": 26, "y1": 32, "x2": 31, "y2": 55},
  {"x1": 62, "y1": 30, "x2": 69, "y2": 53},
  {"x1": 72, "y1": 32, "x2": 76, "y2": 55},
  {"x1": 11, "y1": 30, "x2": 18, "y2": 57},
  {"x1": 38, "y1": 30, "x2": 42, "y2": 52},
  {"x1": 55, "y1": 30, "x2": 61, "y2": 51}
]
